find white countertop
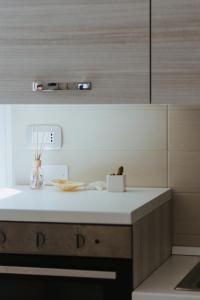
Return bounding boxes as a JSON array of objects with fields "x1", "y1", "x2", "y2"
[
  {"x1": 132, "y1": 255, "x2": 200, "y2": 300},
  {"x1": 0, "y1": 186, "x2": 171, "y2": 224}
]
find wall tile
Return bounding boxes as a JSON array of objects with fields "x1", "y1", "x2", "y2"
[
  {"x1": 12, "y1": 105, "x2": 167, "y2": 151},
  {"x1": 169, "y1": 151, "x2": 200, "y2": 193},
  {"x1": 169, "y1": 105, "x2": 200, "y2": 151},
  {"x1": 12, "y1": 104, "x2": 168, "y2": 186},
  {"x1": 14, "y1": 149, "x2": 167, "y2": 187},
  {"x1": 173, "y1": 193, "x2": 200, "y2": 246}
]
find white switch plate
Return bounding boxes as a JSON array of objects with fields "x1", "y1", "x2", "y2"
[
  {"x1": 26, "y1": 124, "x2": 62, "y2": 150},
  {"x1": 43, "y1": 165, "x2": 69, "y2": 185}
]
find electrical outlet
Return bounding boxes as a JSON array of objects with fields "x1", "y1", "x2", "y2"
[
  {"x1": 43, "y1": 165, "x2": 69, "y2": 185},
  {"x1": 26, "y1": 125, "x2": 62, "y2": 150}
]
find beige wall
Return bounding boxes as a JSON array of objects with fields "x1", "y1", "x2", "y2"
[{"x1": 11, "y1": 104, "x2": 200, "y2": 246}]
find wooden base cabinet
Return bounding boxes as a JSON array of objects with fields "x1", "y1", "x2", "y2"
[
  {"x1": 0, "y1": 200, "x2": 172, "y2": 290},
  {"x1": 133, "y1": 201, "x2": 172, "y2": 288}
]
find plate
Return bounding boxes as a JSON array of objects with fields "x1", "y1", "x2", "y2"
[{"x1": 50, "y1": 179, "x2": 84, "y2": 192}]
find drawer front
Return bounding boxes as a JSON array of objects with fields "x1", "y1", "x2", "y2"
[{"x1": 0, "y1": 222, "x2": 132, "y2": 259}]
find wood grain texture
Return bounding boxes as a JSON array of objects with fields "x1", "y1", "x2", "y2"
[
  {"x1": 0, "y1": 0, "x2": 149, "y2": 104},
  {"x1": 152, "y1": 0, "x2": 200, "y2": 104},
  {"x1": 169, "y1": 151, "x2": 200, "y2": 193},
  {"x1": 173, "y1": 193, "x2": 200, "y2": 246},
  {"x1": 168, "y1": 106, "x2": 200, "y2": 246},
  {"x1": 0, "y1": 222, "x2": 132, "y2": 258},
  {"x1": 133, "y1": 200, "x2": 172, "y2": 288},
  {"x1": 168, "y1": 106, "x2": 200, "y2": 151}
]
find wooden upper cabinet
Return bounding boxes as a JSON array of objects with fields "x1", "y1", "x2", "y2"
[
  {"x1": 0, "y1": 0, "x2": 150, "y2": 104},
  {"x1": 152, "y1": 0, "x2": 200, "y2": 104}
]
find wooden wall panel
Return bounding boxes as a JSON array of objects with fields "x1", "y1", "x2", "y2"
[
  {"x1": 168, "y1": 106, "x2": 200, "y2": 246},
  {"x1": 0, "y1": 0, "x2": 149, "y2": 104},
  {"x1": 152, "y1": 0, "x2": 200, "y2": 104}
]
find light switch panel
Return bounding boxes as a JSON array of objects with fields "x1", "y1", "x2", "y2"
[{"x1": 26, "y1": 124, "x2": 62, "y2": 150}]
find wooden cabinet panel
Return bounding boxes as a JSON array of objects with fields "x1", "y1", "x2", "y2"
[
  {"x1": 133, "y1": 201, "x2": 172, "y2": 288},
  {"x1": 152, "y1": 0, "x2": 200, "y2": 104},
  {"x1": 0, "y1": 0, "x2": 149, "y2": 104},
  {"x1": 0, "y1": 222, "x2": 132, "y2": 258}
]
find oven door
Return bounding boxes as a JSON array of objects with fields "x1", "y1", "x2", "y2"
[{"x1": 0, "y1": 254, "x2": 133, "y2": 300}]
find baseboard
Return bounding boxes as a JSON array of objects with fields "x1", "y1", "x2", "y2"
[{"x1": 172, "y1": 246, "x2": 200, "y2": 256}]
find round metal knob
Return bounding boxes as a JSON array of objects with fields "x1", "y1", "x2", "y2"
[{"x1": 0, "y1": 231, "x2": 6, "y2": 245}]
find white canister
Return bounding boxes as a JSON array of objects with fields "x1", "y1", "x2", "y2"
[{"x1": 106, "y1": 174, "x2": 126, "y2": 192}]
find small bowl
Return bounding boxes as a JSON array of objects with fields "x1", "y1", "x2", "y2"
[{"x1": 50, "y1": 179, "x2": 84, "y2": 192}]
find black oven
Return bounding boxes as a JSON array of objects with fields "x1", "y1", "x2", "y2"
[{"x1": 0, "y1": 254, "x2": 132, "y2": 300}]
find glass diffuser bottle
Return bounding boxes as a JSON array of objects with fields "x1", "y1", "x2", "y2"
[
  {"x1": 30, "y1": 126, "x2": 46, "y2": 190},
  {"x1": 30, "y1": 159, "x2": 44, "y2": 190}
]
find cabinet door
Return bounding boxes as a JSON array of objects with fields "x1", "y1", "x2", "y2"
[
  {"x1": 0, "y1": 0, "x2": 149, "y2": 104},
  {"x1": 152, "y1": 0, "x2": 200, "y2": 104}
]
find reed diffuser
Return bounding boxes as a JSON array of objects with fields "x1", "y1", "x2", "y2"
[{"x1": 30, "y1": 127, "x2": 46, "y2": 190}]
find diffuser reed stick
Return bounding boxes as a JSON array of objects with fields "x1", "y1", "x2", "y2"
[{"x1": 30, "y1": 126, "x2": 47, "y2": 189}]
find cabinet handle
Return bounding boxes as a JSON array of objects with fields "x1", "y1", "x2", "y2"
[
  {"x1": 36, "y1": 232, "x2": 46, "y2": 248},
  {"x1": 0, "y1": 266, "x2": 116, "y2": 280},
  {"x1": 0, "y1": 231, "x2": 6, "y2": 245},
  {"x1": 75, "y1": 234, "x2": 85, "y2": 249}
]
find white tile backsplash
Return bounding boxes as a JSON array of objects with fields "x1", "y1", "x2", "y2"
[{"x1": 12, "y1": 104, "x2": 168, "y2": 186}]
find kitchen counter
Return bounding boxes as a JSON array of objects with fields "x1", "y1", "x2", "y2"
[
  {"x1": 0, "y1": 186, "x2": 171, "y2": 224},
  {"x1": 132, "y1": 255, "x2": 200, "y2": 300}
]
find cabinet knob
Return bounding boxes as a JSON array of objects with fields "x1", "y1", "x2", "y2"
[
  {"x1": 0, "y1": 231, "x2": 6, "y2": 245},
  {"x1": 36, "y1": 232, "x2": 46, "y2": 248},
  {"x1": 75, "y1": 233, "x2": 85, "y2": 249}
]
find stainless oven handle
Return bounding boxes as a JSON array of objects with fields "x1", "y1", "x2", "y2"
[{"x1": 0, "y1": 266, "x2": 117, "y2": 280}]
